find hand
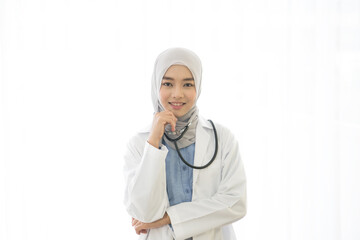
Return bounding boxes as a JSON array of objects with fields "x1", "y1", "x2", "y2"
[
  {"x1": 131, "y1": 213, "x2": 171, "y2": 235},
  {"x1": 147, "y1": 110, "x2": 177, "y2": 148},
  {"x1": 132, "y1": 218, "x2": 148, "y2": 234}
]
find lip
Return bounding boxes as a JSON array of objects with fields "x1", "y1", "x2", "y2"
[{"x1": 169, "y1": 102, "x2": 185, "y2": 110}]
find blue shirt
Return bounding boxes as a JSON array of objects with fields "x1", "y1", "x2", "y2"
[
  {"x1": 164, "y1": 141, "x2": 195, "y2": 206},
  {"x1": 164, "y1": 141, "x2": 195, "y2": 240}
]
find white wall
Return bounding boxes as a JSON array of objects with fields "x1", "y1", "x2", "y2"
[{"x1": 1, "y1": 0, "x2": 359, "y2": 239}]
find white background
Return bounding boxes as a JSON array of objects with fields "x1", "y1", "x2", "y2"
[{"x1": 1, "y1": 0, "x2": 359, "y2": 239}]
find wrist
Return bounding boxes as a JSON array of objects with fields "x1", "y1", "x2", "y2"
[
  {"x1": 162, "y1": 212, "x2": 171, "y2": 225},
  {"x1": 147, "y1": 135, "x2": 162, "y2": 149},
  {"x1": 165, "y1": 212, "x2": 171, "y2": 225}
]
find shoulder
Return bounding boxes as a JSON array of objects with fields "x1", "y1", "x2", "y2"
[
  {"x1": 126, "y1": 125, "x2": 151, "y2": 153},
  {"x1": 128, "y1": 131, "x2": 149, "y2": 144}
]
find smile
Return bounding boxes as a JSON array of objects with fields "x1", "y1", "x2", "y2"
[
  {"x1": 170, "y1": 102, "x2": 185, "y2": 106},
  {"x1": 169, "y1": 102, "x2": 185, "y2": 110}
]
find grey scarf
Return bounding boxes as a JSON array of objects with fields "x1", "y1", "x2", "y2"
[{"x1": 163, "y1": 106, "x2": 199, "y2": 149}]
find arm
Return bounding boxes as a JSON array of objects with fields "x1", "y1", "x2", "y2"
[
  {"x1": 132, "y1": 212, "x2": 171, "y2": 235},
  {"x1": 167, "y1": 129, "x2": 247, "y2": 239},
  {"x1": 123, "y1": 111, "x2": 177, "y2": 223},
  {"x1": 123, "y1": 136, "x2": 169, "y2": 222}
]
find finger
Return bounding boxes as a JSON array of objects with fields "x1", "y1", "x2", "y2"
[
  {"x1": 163, "y1": 112, "x2": 177, "y2": 131},
  {"x1": 164, "y1": 109, "x2": 172, "y2": 115},
  {"x1": 166, "y1": 110, "x2": 175, "y2": 117},
  {"x1": 168, "y1": 111, "x2": 178, "y2": 121},
  {"x1": 161, "y1": 115, "x2": 177, "y2": 132},
  {"x1": 159, "y1": 110, "x2": 170, "y2": 117},
  {"x1": 134, "y1": 223, "x2": 140, "y2": 235},
  {"x1": 135, "y1": 224, "x2": 145, "y2": 235},
  {"x1": 133, "y1": 219, "x2": 140, "y2": 227},
  {"x1": 164, "y1": 119, "x2": 176, "y2": 132},
  {"x1": 164, "y1": 110, "x2": 177, "y2": 119},
  {"x1": 171, "y1": 117, "x2": 177, "y2": 132},
  {"x1": 171, "y1": 120, "x2": 176, "y2": 132}
]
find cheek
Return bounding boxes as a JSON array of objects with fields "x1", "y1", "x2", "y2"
[
  {"x1": 159, "y1": 89, "x2": 168, "y2": 105},
  {"x1": 188, "y1": 90, "x2": 197, "y2": 103}
]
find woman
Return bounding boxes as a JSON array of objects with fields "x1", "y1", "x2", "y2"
[{"x1": 123, "y1": 48, "x2": 246, "y2": 240}]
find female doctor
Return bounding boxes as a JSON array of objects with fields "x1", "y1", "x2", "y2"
[{"x1": 123, "y1": 48, "x2": 246, "y2": 240}]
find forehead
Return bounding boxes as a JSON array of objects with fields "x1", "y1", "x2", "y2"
[{"x1": 163, "y1": 65, "x2": 193, "y2": 77}]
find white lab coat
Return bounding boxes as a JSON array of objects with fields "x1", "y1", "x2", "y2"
[{"x1": 123, "y1": 116, "x2": 246, "y2": 240}]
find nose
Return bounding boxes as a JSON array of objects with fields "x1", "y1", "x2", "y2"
[{"x1": 172, "y1": 85, "x2": 184, "y2": 98}]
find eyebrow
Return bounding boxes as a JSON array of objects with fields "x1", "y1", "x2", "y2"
[{"x1": 162, "y1": 76, "x2": 194, "y2": 81}]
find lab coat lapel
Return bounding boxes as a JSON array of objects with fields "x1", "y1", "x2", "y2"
[{"x1": 193, "y1": 117, "x2": 212, "y2": 185}]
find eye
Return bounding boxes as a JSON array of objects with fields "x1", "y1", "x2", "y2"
[
  {"x1": 162, "y1": 82, "x2": 172, "y2": 87},
  {"x1": 184, "y1": 83, "x2": 194, "y2": 87}
]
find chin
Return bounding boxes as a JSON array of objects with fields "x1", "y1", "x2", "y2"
[{"x1": 170, "y1": 111, "x2": 183, "y2": 118}]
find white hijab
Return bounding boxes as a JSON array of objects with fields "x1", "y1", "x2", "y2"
[{"x1": 151, "y1": 48, "x2": 202, "y2": 149}]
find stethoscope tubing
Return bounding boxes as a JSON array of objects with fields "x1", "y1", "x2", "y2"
[{"x1": 164, "y1": 120, "x2": 218, "y2": 169}]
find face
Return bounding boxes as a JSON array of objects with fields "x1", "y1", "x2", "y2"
[{"x1": 159, "y1": 65, "x2": 196, "y2": 118}]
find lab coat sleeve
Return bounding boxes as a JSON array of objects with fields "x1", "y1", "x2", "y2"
[
  {"x1": 166, "y1": 128, "x2": 247, "y2": 240},
  {"x1": 123, "y1": 134, "x2": 169, "y2": 223}
]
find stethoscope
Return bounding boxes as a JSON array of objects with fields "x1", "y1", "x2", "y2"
[{"x1": 163, "y1": 118, "x2": 218, "y2": 169}]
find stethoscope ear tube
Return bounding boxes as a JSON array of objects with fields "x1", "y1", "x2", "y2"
[{"x1": 164, "y1": 120, "x2": 218, "y2": 169}]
